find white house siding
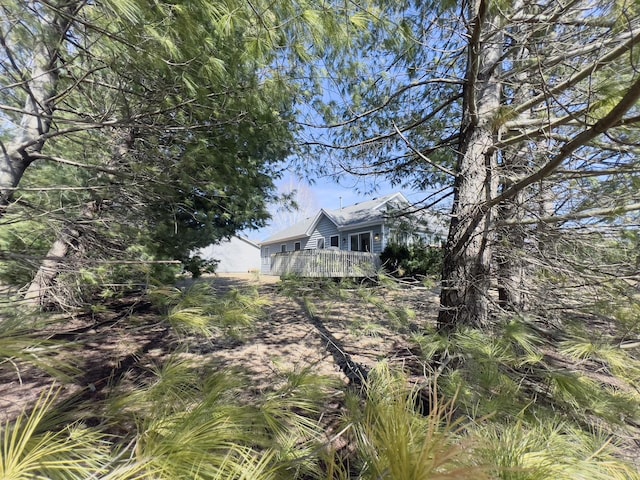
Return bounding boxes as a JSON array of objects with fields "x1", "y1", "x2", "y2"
[{"x1": 197, "y1": 236, "x2": 261, "y2": 273}]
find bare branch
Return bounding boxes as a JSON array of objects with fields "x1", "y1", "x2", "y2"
[
  {"x1": 512, "y1": 27, "x2": 640, "y2": 116},
  {"x1": 29, "y1": 153, "x2": 129, "y2": 176},
  {"x1": 298, "y1": 79, "x2": 463, "y2": 129},
  {"x1": 500, "y1": 202, "x2": 640, "y2": 226},
  {"x1": 491, "y1": 73, "x2": 640, "y2": 209},
  {"x1": 392, "y1": 122, "x2": 456, "y2": 177}
]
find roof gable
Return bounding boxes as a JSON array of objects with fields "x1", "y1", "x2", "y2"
[
  {"x1": 235, "y1": 235, "x2": 260, "y2": 249},
  {"x1": 260, "y1": 209, "x2": 338, "y2": 245}
]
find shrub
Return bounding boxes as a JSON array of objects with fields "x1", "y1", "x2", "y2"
[{"x1": 381, "y1": 239, "x2": 442, "y2": 277}]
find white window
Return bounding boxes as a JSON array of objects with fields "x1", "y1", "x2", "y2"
[{"x1": 317, "y1": 238, "x2": 325, "y2": 249}]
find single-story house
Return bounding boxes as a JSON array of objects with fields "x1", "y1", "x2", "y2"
[
  {"x1": 260, "y1": 192, "x2": 446, "y2": 276},
  {"x1": 196, "y1": 235, "x2": 261, "y2": 273}
]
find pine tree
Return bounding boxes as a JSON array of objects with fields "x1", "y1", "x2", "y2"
[
  {"x1": 1, "y1": 0, "x2": 295, "y2": 304},
  {"x1": 302, "y1": 0, "x2": 640, "y2": 329}
]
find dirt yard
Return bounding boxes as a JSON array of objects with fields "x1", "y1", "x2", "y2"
[
  {"x1": 179, "y1": 273, "x2": 440, "y2": 390},
  {"x1": 0, "y1": 274, "x2": 440, "y2": 422},
  {"x1": 3, "y1": 273, "x2": 640, "y2": 473}
]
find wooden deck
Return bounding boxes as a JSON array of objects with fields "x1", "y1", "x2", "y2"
[{"x1": 270, "y1": 250, "x2": 380, "y2": 278}]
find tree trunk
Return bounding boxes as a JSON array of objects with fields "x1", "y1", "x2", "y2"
[
  {"x1": 23, "y1": 129, "x2": 134, "y2": 307},
  {"x1": 437, "y1": 0, "x2": 502, "y2": 330},
  {"x1": 496, "y1": 9, "x2": 530, "y2": 312},
  {"x1": 0, "y1": 1, "x2": 81, "y2": 216},
  {"x1": 22, "y1": 201, "x2": 99, "y2": 307},
  {"x1": 496, "y1": 149, "x2": 528, "y2": 312},
  {"x1": 22, "y1": 227, "x2": 81, "y2": 308},
  {"x1": 497, "y1": 143, "x2": 549, "y2": 311},
  {"x1": 535, "y1": 179, "x2": 557, "y2": 254}
]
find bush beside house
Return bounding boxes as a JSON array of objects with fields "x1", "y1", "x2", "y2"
[{"x1": 380, "y1": 239, "x2": 443, "y2": 277}]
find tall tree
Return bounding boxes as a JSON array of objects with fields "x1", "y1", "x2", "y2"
[
  {"x1": 302, "y1": 0, "x2": 640, "y2": 329},
  {"x1": 1, "y1": 0, "x2": 296, "y2": 304},
  {"x1": 2, "y1": 0, "x2": 373, "y2": 305},
  {"x1": 437, "y1": 0, "x2": 502, "y2": 329},
  {"x1": 0, "y1": 0, "x2": 84, "y2": 215}
]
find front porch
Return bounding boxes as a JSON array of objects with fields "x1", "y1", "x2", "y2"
[{"x1": 270, "y1": 250, "x2": 380, "y2": 278}]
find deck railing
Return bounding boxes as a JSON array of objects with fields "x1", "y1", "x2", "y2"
[{"x1": 271, "y1": 250, "x2": 380, "y2": 277}]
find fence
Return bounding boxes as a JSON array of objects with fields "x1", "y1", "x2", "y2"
[{"x1": 270, "y1": 250, "x2": 380, "y2": 277}]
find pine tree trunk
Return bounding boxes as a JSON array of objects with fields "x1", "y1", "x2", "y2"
[
  {"x1": 0, "y1": 39, "x2": 57, "y2": 214},
  {"x1": 496, "y1": 176, "x2": 527, "y2": 311},
  {"x1": 536, "y1": 180, "x2": 557, "y2": 254},
  {"x1": 22, "y1": 227, "x2": 81, "y2": 307},
  {"x1": 23, "y1": 129, "x2": 134, "y2": 307},
  {"x1": 438, "y1": 130, "x2": 499, "y2": 329},
  {"x1": 437, "y1": 0, "x2": 501, "y2": 330},
  {"x1": 0, "y1": 2, "x2": 80, "y2": 216},
  {"x1": 22, "y1": 201, "x2": 98, "y2": 307},
  {"x1": 496, "y1": 12, "x2": 529, "y2": 312}
]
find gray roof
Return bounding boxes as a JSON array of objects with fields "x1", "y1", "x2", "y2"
[
  {"x1": 259, "y1": 214, "x2": 319, "y2": 245},
  {"x1": 235, "y1": 235, "x2": 261, "y2": 249},
  {"x1": 261, "y1": 192, "x2": 408, "y2": 245},
  {"x1": 325, "y1": 192, "x2": 407, "y2": 228}
]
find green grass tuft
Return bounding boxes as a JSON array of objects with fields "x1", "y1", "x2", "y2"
[
  {"x1": 151, "y1": 282, "x2": 268, "y2": 337},
  {"x1": 0, "y1": 386, "x2": 111, "y2": 479}
]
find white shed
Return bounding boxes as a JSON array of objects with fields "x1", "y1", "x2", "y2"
[{"x1": 196, "y1": 236, "x2": 261, "y2": 273}]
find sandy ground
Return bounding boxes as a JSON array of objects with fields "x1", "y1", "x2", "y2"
[
  {"x1": 0, "y1": 274, "x2": 439, "y2": 422},
  {"x1": 183, "y1": 274, "x2": 439, "y2": 389},
  {"x1": 2, "y1": 274, "x2": 639, "y2": 469}
]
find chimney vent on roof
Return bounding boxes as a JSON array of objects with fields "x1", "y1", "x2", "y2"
[{"x1": 339, "y1": 197, "x2": 343, "y2": 210}]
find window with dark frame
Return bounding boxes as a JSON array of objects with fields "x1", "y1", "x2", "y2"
[
  {"x1": 281, "y1": 244, "x2": 286, "y2": 253},
  {"x1": 294, "y1": 242, "x2": 301, "y2": 251},
  {"x1": 330, "y1": 235, "x2": 339, "y2": 247},
  {"x1": 317, "y1": 238, "x2": 325, "y2": 249}
]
